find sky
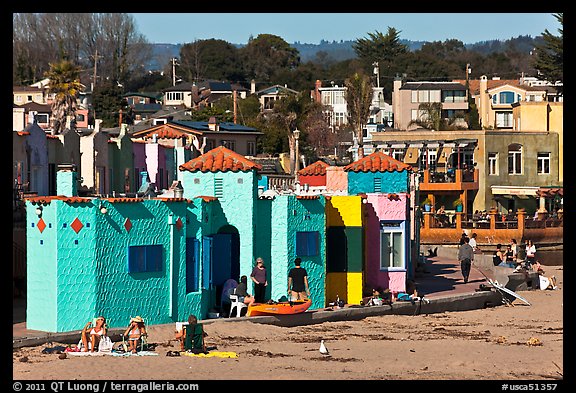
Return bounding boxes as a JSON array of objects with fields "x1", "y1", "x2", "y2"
[{"x1": 131, "y1": 13, "x2": 560, "y2": 45}]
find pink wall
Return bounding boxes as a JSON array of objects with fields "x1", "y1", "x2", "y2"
[
  {"x1": 326, "y1": 166, "x2": 347, "y2": 192},
  {"x1": 364, "y1": 193, "x2": 409, "y2": 293}
]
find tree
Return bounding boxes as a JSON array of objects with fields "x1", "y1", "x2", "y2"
[
  {"x1": 179, "y1": 39, "x2": 244, "y2": 83},
  {"x1": 408, "y1": 102, "x2": 442, "y2": 131},
  {"x1": 91, "y1": 81, "x2": 127, "y2": 128},
  {"x1": 533, "y1": 13, "x2": 563, "y2": 91},
  {"x1": 344, "y1": 73, "x2": 373, "y2": 159},
  {"x1": 353, "y1": 28, "x2": 408, "y2": 62},
  {"x1": 44, "y1": 59, "x2": 83, "y2": 133},
  {"x1": 240, "y1": 34, "x2": 300, "y2": 82}
]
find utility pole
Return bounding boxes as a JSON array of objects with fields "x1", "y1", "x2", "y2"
[
  {"x1": 171, "y1": 58, "x2": 178, "y2": 87},
  {"x1": 233, "y1": 90, "x2": 237, "y2": 124},
  {"x1": 92, "y1": 49, "x2": 103, "y2": 90}
]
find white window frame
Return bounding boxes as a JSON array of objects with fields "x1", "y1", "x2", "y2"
[
  {"x1": 488, "y1": 152, "x2": 498, "y2": 175},
  {"x1": 379, "y1": 221, "x2": 406, "y2": 271},
  {"x1": 508, "y1": 144, "x2": 522, "y2": 175},
  {"x1": 537, "y1": 152, "x2": 551, "y2": 175}
]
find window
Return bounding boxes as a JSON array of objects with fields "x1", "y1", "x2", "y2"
[
  {"x1": 374, "y1": 177, "x2": 382, "y2": 192},
  {"x1": 247, "y1": 141, "x2": 256, "y2": 156},
  {"x1": 496, "y1": 111, "x2": 513, "y2": 128},
  {"x1": 128, "y1": 245, "x2": 163, "y2": 273},
  {"x1": 76, "y1": 113, "x2": 85, "y2": 122},
  {"x1": 498, "y1": 91, "x2": 517, "y2": 104},
  {"x1": 427, "y1": 149, "x2": 437, "y2": 169},
  {"x1": 214, "y1": 178, "x2": 223, "y2": 198},
  {"x1": 296, "y1": 231, "x2": 319, "y2": 256},
  {"x1": 186, "y1": 238, "x2": 200, "y2": 293},
  {"x1": 537, "y1": 153, "x2": 551, "y2": 175},
  {"x1": 442, "y1": 90, "x2": 466, "y2": 103},
  {"x1": 334, "y1": 112, "x2": 346, "y2": 125},
  {"x1": 206, "y1": 139, "x2": 215, "y2": 150},
  {"x1": 333, "y1": 90, "x2": 346, "y2": 105},
  {"x1": 508, "y1": 144, "x2": 522, "y2": 175},
  {"x1": 418, "y1": 90, "x2": 429, "y2": 103},
  {"x1": 153, "y1": 119, "x2": 167, "y2": 125},
  {"x1": 36, "y1": 114, "x2": 49, "y2": 124},
  {"x1": 488, "y1": 153, "x2": 498, "y2": 175},
  {"x1": 392, "y1": 149, "x2": 403, "y2": 161},
  {"x1": 166, "y1": 92, "x2": 184, "y2": 101},
  {"x1": 221, "y1": 140, "x2": 235, "y2": 151},
  {"x1": 429, "y1": 90, "x2": 441, "y2": 103},
  {"x1": 379, "y1": 222, "x2": 405, "y2": 270}
]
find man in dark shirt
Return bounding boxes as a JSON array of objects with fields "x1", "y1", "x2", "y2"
[
  {"x1": 457, "y1": 236, "x2": 474, "y2": 283},
  {"x1": 288, "y1": 257, "x2": 310, "y2": 301}
]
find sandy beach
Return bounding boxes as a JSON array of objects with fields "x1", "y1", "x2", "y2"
[{"x1": 13, "y1": 266, "x2": 564, "y2": 382}]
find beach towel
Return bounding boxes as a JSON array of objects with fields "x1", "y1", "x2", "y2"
[{"x1": 180, "y1": 351, "x2": 238, "y2": 358}]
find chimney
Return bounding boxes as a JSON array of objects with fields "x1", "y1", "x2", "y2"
[
  {"x1": 251, "y1": 79, "x2": 256, "y2": 94},
  {"x1": 56, "y1": 164, "x2": 78, "y2": 197},
  {"x1": 118, "y1": 108, "x2": 123, "y2": 127},
  {"x1": 392, "y1": 75, "x2": 403, "y2": 129},
  {"x1": 208, "y1": 116, "x2": 219, "y2": 131},
  {"x1": 312, "y1": 80, "x2": 322, "y2": 103}
]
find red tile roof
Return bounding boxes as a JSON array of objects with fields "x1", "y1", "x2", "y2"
[
  {"x1": 344, "y1": 151, "x2": 413, "y2": 173},
  {"x1": 179, "y1": 146, "x2": 262, "y2": 173},
  {"x1": 296, "y1": 195, "x2": 320, "y2": 200},
  {"x1": 132, "y1": 123, "x2": 202, "y2": 139},
  {"x1": 298, "y1": 160, "x2": 329, "y2": 176},
  {"x1": 24, "y1": 196, "x2": 93, "y2": 204}
]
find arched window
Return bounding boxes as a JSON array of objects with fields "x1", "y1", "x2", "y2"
[{"x1": 507, "y1": 144, "x2": 522, "y2": 175}]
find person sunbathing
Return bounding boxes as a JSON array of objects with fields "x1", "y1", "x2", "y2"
[
  {"x1": 124, "y1": 316, "x2": 146, "y2": 354},
  {"x1": 80, "y1": 316, "x2": 107, "y2": 353}
]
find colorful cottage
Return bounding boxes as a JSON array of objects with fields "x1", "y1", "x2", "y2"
[{"x1": 25, "y1": 147, "x2": 415, "y2": 332}]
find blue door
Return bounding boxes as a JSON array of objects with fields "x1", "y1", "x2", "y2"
[{"x1": 202, "y1": 236, "x2": 213, "y2": 290}]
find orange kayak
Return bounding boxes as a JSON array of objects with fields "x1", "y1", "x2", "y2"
[{"x1": 246, "y1": 299, "x2": 312, "y2": 317}]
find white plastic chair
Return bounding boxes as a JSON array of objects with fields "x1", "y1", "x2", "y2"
[{"x1": 228, "y1": 291, "x2": 247, "y2": 317}]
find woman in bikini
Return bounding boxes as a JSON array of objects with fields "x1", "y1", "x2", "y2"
[
  {"x1": 81, "y1": 316, "x2": 107, "y2": 352},
  {"x1": 124, "y1": 316, "x2": 146, "y2": 354}
]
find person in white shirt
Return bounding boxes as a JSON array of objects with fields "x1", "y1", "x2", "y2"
[
  {"x1": 526, "y1": 239, "x2": 536, "y2": 268},
  {"x1": 469, "y1": 232, "x2": 480, "y2": 253}
]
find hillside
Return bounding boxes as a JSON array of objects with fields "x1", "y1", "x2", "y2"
[{"x1": 144, "y1": 35, "x2": 540, "y2": 71}]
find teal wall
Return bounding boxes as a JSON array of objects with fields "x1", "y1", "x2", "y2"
[
  {"x1": 270, "y1": 196, "x2": 326, "y2": 309},
  {"x1": 26, "y1": 198, "x2": 203, "y2": 332},
  {"x1": 347, "y1": 171, "x2": 409, "y2": 195},
  {"x1": 254, "y1": 199, "x2": 273, "y2": 300},
  {"x1": 181, "y1": 170, "x2": 258, "y2": 283}
]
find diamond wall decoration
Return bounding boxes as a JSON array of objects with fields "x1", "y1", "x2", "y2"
[
  {"x1": 175, "y1": 217, "x2": 183, "y2": 231},
  {"x1": 37, "y1": 218, "x2": 46, "y2": 233},
  {"x1": 70, "y1": 217, "x2": 84, "y2": 234},
  {"x1": 124, "y1": 217, "x2": 132, "y2": 232}
]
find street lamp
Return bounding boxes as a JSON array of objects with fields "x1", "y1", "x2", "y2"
[{"x1": 293, "y1": 128, "x2": 300, "y2": 182}]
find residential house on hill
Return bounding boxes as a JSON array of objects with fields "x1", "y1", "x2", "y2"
[
  {"x1": 392, "y1": 78, "x2": 469, "y2": 130},
  {"x1": 255, "y1": 84, "x2": 298, "y2": 113},
  {"x1": 453, "y1": 76, "x2": 548, "y2": 130}
]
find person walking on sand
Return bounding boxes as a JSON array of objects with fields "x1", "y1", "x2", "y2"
[
  {"x1": 288, "y1": 257, "x2": 310, "y2": 301},
  {"x1": 457, "y1": 236, "x2": 474, "y2": 283}
]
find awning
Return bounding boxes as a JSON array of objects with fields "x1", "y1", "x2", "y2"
[
  {"x1": 404, "y1": 147, "x2": 419, "y2": 164},
  {"x1": 491, "y1": 186, "x2": 539, "y2": 196},
  {"x1": 536, "y1": 187, "x2": 563, "y2": 197},
  {"x1": 436, "y1": 147, "x2": 452, "y2": 164}
]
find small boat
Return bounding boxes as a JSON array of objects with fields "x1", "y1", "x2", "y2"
[{"x1": 246, "y1": 299, "x2": 312, "y2": 317}]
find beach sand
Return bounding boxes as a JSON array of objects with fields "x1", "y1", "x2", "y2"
[{"x1": 13, "y1": 266, "x2": 563, "y2": 381}]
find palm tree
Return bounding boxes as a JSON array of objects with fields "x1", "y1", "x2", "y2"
[
  {"x1": 44, "y1": 59, "x2": 83, "y2": 134},
  {"x1": 408, "y1": 102, "x2": 443, "y2": 130},
  {"x1": 344, "y1": 72, "x2": 373, "y2": 159}
]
